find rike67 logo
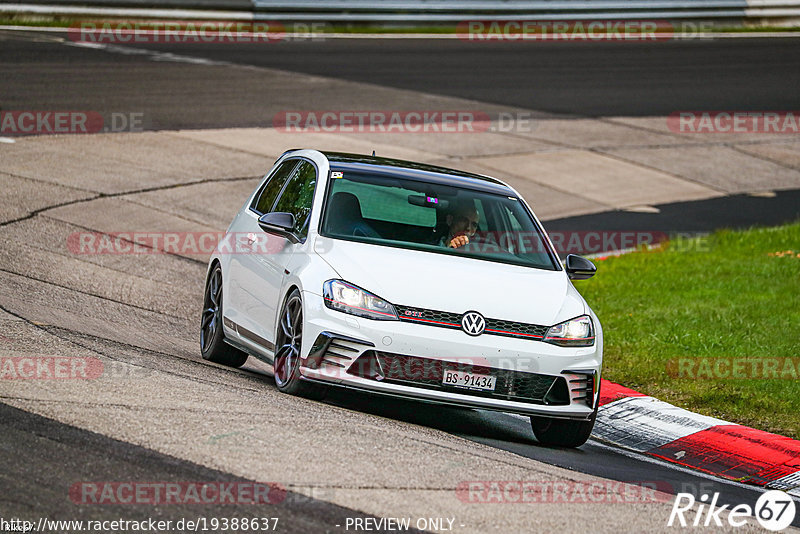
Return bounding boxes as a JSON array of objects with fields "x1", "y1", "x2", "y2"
[{"x1": 668, "y1": 491, "x2": 796, "y2": 531}]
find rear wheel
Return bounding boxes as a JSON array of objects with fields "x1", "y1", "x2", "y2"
[
  {"x1": 273, "y1": 289, "x2": 326, "y2": 399},
  {"x1": 530, "y1": 410, "x2": 596, "y2": 448},
  {"x1": 200, "y1": 264, "x2": 248, "y2": 368}
]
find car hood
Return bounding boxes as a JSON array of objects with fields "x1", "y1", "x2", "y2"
[{"x1": 314, "y1": 237, "x2": 585, "y2": 326}]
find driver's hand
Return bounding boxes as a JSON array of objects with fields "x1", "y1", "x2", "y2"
[{"x1": 448, "y1": 234, "x2": 470, "y2": 249}]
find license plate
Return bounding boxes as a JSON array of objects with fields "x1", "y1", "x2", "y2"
[{"x1": 442, "y1": 370, "x2": 496, "y2": 391}]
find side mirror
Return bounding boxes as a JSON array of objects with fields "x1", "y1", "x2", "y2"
[
  {"x1": 565, "y1": 254, "x2": 596, "y2": 280},
  {"x1": 258, "y1": 212, "x2": 299, "y2": 244}
]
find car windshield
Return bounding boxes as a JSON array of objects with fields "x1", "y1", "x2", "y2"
[{"x1": 320, "y1": 170, "x2": 560, "y2": 271}]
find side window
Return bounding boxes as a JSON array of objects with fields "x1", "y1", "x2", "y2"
[
  {"x1": 273, "y1": 160, "x2": 317, "y2": 240},
  {"x1": 503, "y1": 203, "x2": 546, "y2": 256},
  {"x1": 251, "y1": 160, "x2": 298, "y2": 214},
  {"x1": 473, "y1": 198, "x2": 488, "y2": 233},
  {"x1": 505, "y1": 208, "x2": 524, "y2": 254}
]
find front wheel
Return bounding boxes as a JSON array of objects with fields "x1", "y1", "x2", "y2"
[
  {"x1": 273, "y1": 289, "x2": 326, "y2": 400},
  {"x1": 530, "y1": 411, "x2": 596, "y2": 448}
]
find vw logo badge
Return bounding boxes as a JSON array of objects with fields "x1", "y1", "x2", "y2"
[{"x1": 461, "y1": 311, "x2": 486, "y2": 336}]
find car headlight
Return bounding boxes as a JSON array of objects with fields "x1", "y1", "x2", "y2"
[
  {"x1": 323, "y1": 280, "x2": 398, "y2": 321},
  {"x1": 544, "y1": 315, "x2": 595, "y2": 347}
]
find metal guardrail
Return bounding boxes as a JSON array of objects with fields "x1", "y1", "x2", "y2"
[
  {"x1": 0, "y1": 0, "x2": 252, "y2": 8},
  {"x1": 252, "y1": 0, "x2": 753, "y2": 9},
  {"x1": 246, "y1": 1, "x2": 738, "y2": 21},
  {"x1": 1, "y1": 0, "x2": 799, "y2": 22},
  {"x1": 248, "y1": 0, "x2": 800, "y2": 20}
]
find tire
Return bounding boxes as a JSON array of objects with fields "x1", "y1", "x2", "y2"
[
  {"x1": 273, "y1": 289, "x2": 326, "y2": 400},
  {"x1": 200, "y1": 264, "x2": 248, "y2": 368},
  {"x1": 530, "y1": 410, "x2": 596, "y2": 448}
]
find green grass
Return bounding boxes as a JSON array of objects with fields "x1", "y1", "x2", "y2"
[
  {"x1": 576, "y1": 222, "x2": 800, "y2": 439},
  {"x1": 0, "y1": 17, "x2": 73, "y2": 27}
]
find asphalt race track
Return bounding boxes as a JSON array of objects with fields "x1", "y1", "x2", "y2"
[
  {"x1": 116, "y1": 37, "x2": 800, "y2": 118},
  {"x1": 2, "y1": 32, "x2": 800, "y2": 122},
  {"x1": 1, "y1": 29, "x2": 799, "y2": 532},
  {"x1": 0, "y1": 403, "x2": 391, "y2": 533}
]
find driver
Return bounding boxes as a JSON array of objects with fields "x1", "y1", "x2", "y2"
[{"x1": 440, "y1": 200, "x2": 480, "y2": 249}]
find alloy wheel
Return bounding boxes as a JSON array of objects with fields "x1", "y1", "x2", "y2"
[
  {"x1": 201, "y1": 267, "x2": 222, "y2": 353},
  {"x1": 274, "y1": 293, "x2": 303, "y2": 387}
]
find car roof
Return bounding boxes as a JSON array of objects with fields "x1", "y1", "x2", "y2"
[{"x1": 320, "y1": 151, "x2": 516, "y2": 196}]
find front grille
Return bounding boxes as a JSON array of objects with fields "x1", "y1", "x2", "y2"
[
  {"x1": 349, "y1": 351, "x2": 567, "y2": 405},
  {"x1": 485, "y1": 318, "x2": 548, "y2": 339},
  {"x1": 395, "y1": 305, "x2": 462, "y2": 330},
  {"x1": 394, "y1": 305, "x2": 548, "y2": 341}
]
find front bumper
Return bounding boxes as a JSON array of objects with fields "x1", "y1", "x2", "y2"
[{"x1": 299, "y1": 291, "x2": 602, "y2": 420}]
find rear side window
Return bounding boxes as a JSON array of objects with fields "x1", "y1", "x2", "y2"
[
  {"x1": 251, "y1": 160, "x2": 298, "y2": 214},
  {"x1": 273, "y1": 160, "x2": 318, "y2": 240}
]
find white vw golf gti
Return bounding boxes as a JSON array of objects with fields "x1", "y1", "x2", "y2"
[{"x1": 201, "y1": 149, "x2": 602, "y2": 447}]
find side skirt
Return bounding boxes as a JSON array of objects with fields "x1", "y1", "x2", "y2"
[{"x1": 223, "y1": 317, "x2": 275, "y2": 365}]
